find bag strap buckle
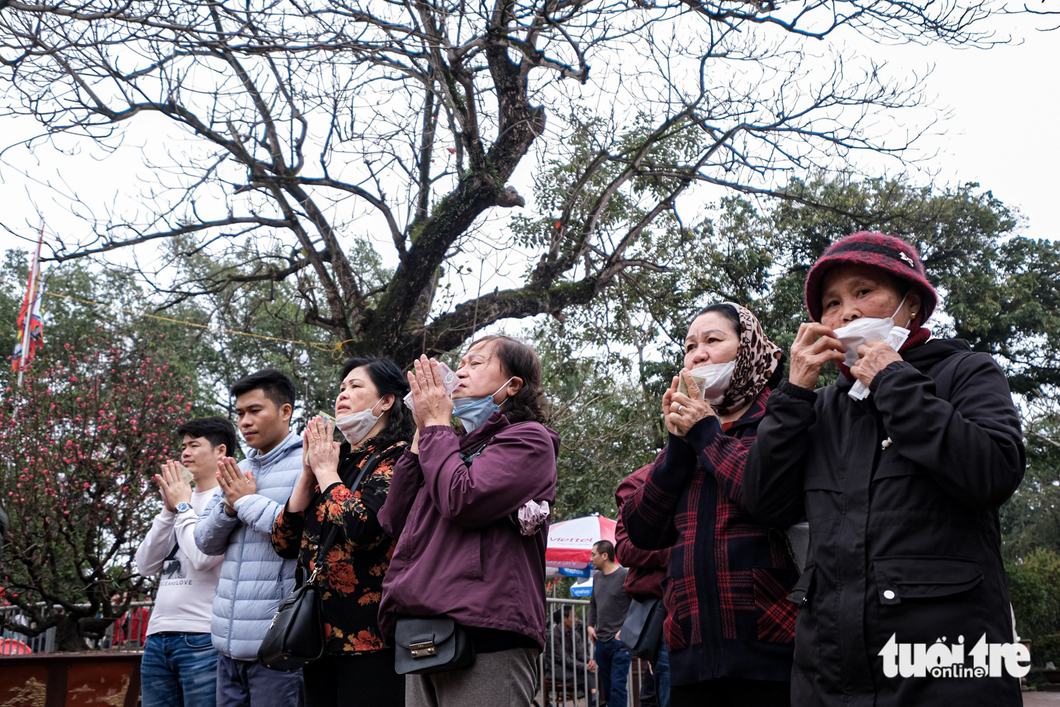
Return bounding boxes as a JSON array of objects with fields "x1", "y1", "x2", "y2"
[{"x1": 409, "y1": 639, "x2": 437, "y2": 658}]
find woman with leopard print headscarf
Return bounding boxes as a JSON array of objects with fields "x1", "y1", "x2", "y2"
[{"x1": 622, "y1": 302, "x2": 796, "y2": 707}]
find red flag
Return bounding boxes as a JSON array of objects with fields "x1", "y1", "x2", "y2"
[{"x1": 13, "y1": 230, "x2": 44, "y2": 375}]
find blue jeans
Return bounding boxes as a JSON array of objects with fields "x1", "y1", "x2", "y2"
[
  {"x1": 654, "y1": 644, "x2": 671, "y2": 707},
  {"x1": 141, "y1": 632, "x2": 219, "y2": 707},
  {"x1": 595, "y1": 637, "x2": 632, "y2": 707}
]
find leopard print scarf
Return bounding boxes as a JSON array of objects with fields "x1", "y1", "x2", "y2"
[{"x1": 715, "y1": 302, "x2": 783, "y2": 416}]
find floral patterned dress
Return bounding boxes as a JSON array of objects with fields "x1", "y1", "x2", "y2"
[{"x1": 271, "y1": 439, "x2": 406, "y2": 655}]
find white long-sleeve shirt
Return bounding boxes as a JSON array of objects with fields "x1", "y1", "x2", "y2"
[{"x1": 136, "y1": 488, "x2": 225, "y2": 635}]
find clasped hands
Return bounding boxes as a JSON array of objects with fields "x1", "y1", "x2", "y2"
[
  {"x1": 154, "y1": 460, "x2": 192, "y2": 512},
  {"x1": 288, "y1": 417, "x2": 343, "y2": 514}
]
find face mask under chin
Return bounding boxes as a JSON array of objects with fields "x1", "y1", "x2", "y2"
[
  {"x1": 453, "y1": 377, "x2": 514, "y2": 434},
  {"x1": 335, "y1": 398, "x2": 383, "y2": 446}
]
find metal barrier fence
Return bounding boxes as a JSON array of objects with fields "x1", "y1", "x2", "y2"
[
  {"x1": 1, "y1": 598, "x2": 648, "y2": 706},
  {"x1": 0, "y1": 602, "x2": 151, "y2": 654}
]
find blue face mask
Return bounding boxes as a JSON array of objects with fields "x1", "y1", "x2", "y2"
[{"x1": 453, "y1": 377, "x2": 514, "y2": 434}]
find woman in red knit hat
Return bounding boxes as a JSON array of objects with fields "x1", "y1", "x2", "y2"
[{"x1": 744, "y1": 232, "x2": 1025, "y2": 707}]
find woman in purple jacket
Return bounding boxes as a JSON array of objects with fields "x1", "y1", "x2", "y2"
[{"x1": 378, "y1": 335, "x2": 559, "y2": 707}]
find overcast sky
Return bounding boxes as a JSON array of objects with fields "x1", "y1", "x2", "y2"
[{"x1": 0, "y1": 14, "x2": 1056, "y2": 265}]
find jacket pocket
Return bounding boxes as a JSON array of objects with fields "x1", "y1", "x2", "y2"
[
  {"x1": 754, "y1": 567, "x2": 798, "y2": 643},
  {"x1": 872, "y1": 463, "x2": 917, "y2": 481},
  {"x1": 870, "y1": 555, "x2": 986, "y2": 662},
  {"x1": 803, "y1": 476, "x2": 842, "y2": 522},
  {"x1": 873, "y1": 556, "x2": 983, "y2": 604}
]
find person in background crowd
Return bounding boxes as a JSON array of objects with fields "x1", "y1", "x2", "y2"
[
  {"x1": 109, "y1": 591, "x2": 150, "y2": 647},
  {"x1": 136, "y1": 416, "x2": 234, "y2": 707},
  {"x1": 615, "y1": 464, "x2": 671, "y2": 707},
  {"x1": 623, "y1": 302, "x2": 795, "y2": 707},
  {"x1": 272, "y1": 357, "x2": 413, "y2": 707},
  {"x1": 378, "y1": 336, "x2": 559, "y2": 707},
  {"x1": 543, "y1": 607, "x2": 598, "y2": 706},
  {"x1": 744, "y1": 232, "x2": 1026, "y2": 707},
  {"x1": 195, "y1": 369, "x2": 304, "y2": 707},
  {"x1": 586, "y1": 540, "x2": 632, "y2": 707}
]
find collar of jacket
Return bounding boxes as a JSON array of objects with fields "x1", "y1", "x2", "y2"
[
  {"x1": 245, "y1": 430, "x2": 302, "y2": 466},
  {"x1": 724, "y1": 387, "x2": 770, "y2": 433}
]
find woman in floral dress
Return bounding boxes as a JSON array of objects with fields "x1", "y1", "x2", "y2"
[{"x1": 272, "y1": 356, "x2": 414, "y2": 706}]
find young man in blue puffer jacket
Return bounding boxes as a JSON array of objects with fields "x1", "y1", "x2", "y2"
[{"x1": 195, "y1": 369, "x2": 304, "y2": 707}]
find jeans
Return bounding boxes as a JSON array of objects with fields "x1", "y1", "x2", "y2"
[
  {"x1": 654, "y1": 644, "x2": 671, "y2": 707},
  {"x1": 595, "y1": 637, "x2": 632, "y2": 707},
  {"x1": 141, "y1": 632, "x2": 218, "y2": 707},
  {"x1": 216, "y1": 653, "x2": 304, "y2": 707}
]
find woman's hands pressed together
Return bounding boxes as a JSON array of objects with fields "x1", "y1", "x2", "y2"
[
  {"x1": 407, "y1": 355, "x2": 454, "y2": 430},
  {"x1": 305, "y1": 417, "x2": 341, "y2": 490},
  {"x1": 662, "y1": 370, "x2": 717, "y2": 439}
]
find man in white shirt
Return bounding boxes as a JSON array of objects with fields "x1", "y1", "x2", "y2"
[{"x1": 136, "y1": 416, "x2": 235, "y2": 707}]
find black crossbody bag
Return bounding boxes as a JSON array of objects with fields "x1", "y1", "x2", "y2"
[
  {"x1": 259, "y1": 446, "x2": 401, "y2": 671},
  {"x1": 392, "y1": 439, "x2": 496, "y2": 675}
]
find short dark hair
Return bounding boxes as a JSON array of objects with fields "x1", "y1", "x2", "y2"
[
  {"x1": 466, "y1": 335, "x2": 547, "y2": 424},
  {"x1": 593, "y1": 540, "x2": 615, "y2": 562},
  {"x1": 691, "y1": 303, "x2": 741, "y2": 336},
  {"x1": 176, "y1": 416, "x2": 238, "y2": 457},
  {"x1": 339, "y1": 357, "x2": 415, "y2": 450},
  {"x1": 230, "y1": 368, "x2": 296, "y2": 410}
]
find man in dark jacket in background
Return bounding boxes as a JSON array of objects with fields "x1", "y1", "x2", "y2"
[
  {"x1": 615, "y1": 463, "x2": 671, "y2": 707},
  {"x1": 544, "y1": 607, "x2": 598, "y2": 705}
]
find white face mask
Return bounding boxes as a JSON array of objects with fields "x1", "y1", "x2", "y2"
[
  {"x1": 335, "y1": 397, "x2": 383, "y2": 446},
  {"x1": 832, "y1": 294, "x2": 909, "y2": 368},
  {"x1": 678, "y1": 360, "x2": 736, "y2": 404},
  {"x1": 403, "y1": 361, "x2": 459, "y2": 415}
]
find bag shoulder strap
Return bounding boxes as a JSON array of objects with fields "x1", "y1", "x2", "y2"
[
  {"x1": 307, "y1": 443, "x2": 407, "y2": 582},
  {"x1": 460, "y1": 437, "x2": 495, "y2": 465}
]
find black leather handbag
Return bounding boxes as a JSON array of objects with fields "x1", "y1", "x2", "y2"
[
  {"x1": 394, "y1": 616, "x2": 476, "y2": 675},
  {"x1": 619, "y1": 597, "x2": 665, "y2": 663},
  {"x1": 257, "y1": 524, "x2": 337, "y2": 672},
  {"x1": 258, "y1": 447, "x2": 399, "y2": 671}
]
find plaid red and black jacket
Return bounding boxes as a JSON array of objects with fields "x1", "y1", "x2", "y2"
[{"x1": 622, "y1": 388, "x2": 797, "y2": 686}]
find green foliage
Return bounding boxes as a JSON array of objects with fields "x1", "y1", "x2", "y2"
[
  {"x1": 1003, "y1": 412, "x2": 1060, "y2": 561},
  {"x1": 531, "y1": 323, "x2": 661, "y2": 520},
  {"x1": 1007, "y1": 549, "x2": 1060, "y2": 665}
]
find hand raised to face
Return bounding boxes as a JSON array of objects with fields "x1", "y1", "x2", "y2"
[
  {"x1": 662, "y1": 370, "x2": 718, "y2": 439},
  {"x1": 849, "y1": 340, "x2": 904, "y2": 389},
  {"x1": 407, "y1": 355, "x2": 454, "y2": 429},
  {"x1": 789, "y1": 322, "x2": 846, "y2": 390},
  {"x1": 304, "y1": 416, "x2": 340, "y2": 477}
]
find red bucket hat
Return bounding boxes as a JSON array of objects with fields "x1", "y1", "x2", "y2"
[{"x1": 804, "y1": 232, "x2": 938, "y2": 324}]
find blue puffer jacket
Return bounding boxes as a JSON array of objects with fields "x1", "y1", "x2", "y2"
[{"x1": 194, "y1": 431, "x2": 303, "y2": 660}]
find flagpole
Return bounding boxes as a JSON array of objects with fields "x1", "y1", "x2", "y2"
[{"x1": 17, "y1": 226, "x2": 44, "y2": 388}]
